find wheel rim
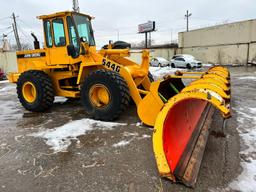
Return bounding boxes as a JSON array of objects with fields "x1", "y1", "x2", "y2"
[
  {"x1": 22, "y1": 82, "x2": 37, "y2": 103},
  {"x1": 89, "y1": 84, "x2": 111, "y2": 108}
]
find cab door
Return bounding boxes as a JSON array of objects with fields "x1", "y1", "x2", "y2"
[{"x1": 44, "y1": 18, "x2": 70, "y2": 65}]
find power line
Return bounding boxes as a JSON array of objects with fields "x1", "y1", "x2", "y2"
[
  {"x1": 0, "y1": 26, "x2": 12, "y2": 31},
  {"x1": 17, "y1": 18, "x2": 33, "y2": 29},
  {"x1": 3, "y1": 30, "x2": 14, "y2": 36},
  {"x1": 18, "y1": 26, "x2": 33, "y2": 45},
  {"x1": 17, "y1": 18, "x2": 42, "y2": 38},
  {"x1": 0, "y1": 16, "x2": 11, "y2": 21}
]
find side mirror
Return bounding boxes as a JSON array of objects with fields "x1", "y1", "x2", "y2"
[{"x1": 67, "y1": 45, "x2": 77, "y2": 58}]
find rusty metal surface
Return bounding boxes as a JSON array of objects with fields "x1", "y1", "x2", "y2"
[{"x1": 182, "y1": 106, "x2": 215, "y2": 187}]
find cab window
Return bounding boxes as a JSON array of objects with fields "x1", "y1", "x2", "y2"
[
  {"x1": 73, "y1": 14, "x2": 95, "y2": 46},
  {"x1": 53, "y1": 18, "x2": 66, "y2": 47},
  {"x1": 44, "y1": 20, "x2": 53, "y2": 47},
  {"x1": 67, "y1": 16, "x2": 79, "y2": 50}
]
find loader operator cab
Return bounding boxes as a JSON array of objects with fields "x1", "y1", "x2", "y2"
[
  {"x1": 66, "y1": 13, "x2": 96, "y2": 58},
  {"x1": 39, "y1": 12, "x2": 95, "y2": 63}
]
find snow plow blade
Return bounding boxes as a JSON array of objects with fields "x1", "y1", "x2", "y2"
[{"x1": 138, "y1": 66, "x2": 231, "y2": 187}]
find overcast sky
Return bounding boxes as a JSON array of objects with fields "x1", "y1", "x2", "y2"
[{"x1": 0, "y1": 0, "x2": 255, "y2": 48}]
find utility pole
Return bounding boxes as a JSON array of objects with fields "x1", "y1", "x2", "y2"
[
  {"x1": 149, "y1": 32, "x2": 151, "y2": 47},
  {"x1": 12, "y1": 13, "x2": 21, "y2": 51},
  {"x1": 73, "y1": 0, "x2": 80, "y2": 12},
  {"x1": 185, "y1": 10, "x2": 192, "y2": 32}
]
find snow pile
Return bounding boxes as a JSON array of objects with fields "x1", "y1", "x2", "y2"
[
  {"x1": 149, "y1": 66, "x2": 184, "y2": 80},
  {"x1": 229, "y1": 106, "x2": 256, "y2": 192},
  {"x1": 28, "y1": 119, "x2": 126, "y2": 153}
]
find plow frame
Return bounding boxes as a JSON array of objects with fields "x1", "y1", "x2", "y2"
[{"x1": 151, "y1": 66, "x2": 231, "y2": 187}]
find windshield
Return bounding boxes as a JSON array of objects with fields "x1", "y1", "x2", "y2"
[
  {"x1": 157, "y1": 57, "x2": 168, "y2": 62},
  {"x1": 72, "y1": 14, "x2": 95, "y2": 46},
  {"x1": 173, "y1": 55, "x2": 195, "y2": 60},
  {"x1": 182, "y1": 55, "x2": 195, "y2": 59}
]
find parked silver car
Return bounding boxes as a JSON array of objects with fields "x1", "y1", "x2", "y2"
[
  {"x1": 170, "y1": 54, "x2": 202, "y2": 69},
  {"x1": 150, "y1": 57, "x2": 170, "y2": 67}
]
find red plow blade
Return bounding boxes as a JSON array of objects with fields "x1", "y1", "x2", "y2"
[{"x1": 163, "y1": 100, "x2": 213, "y2": 186}]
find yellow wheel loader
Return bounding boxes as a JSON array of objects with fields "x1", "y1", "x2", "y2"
[{"x1": 8, "y1": 11, "x2": 231, "y2": 187}]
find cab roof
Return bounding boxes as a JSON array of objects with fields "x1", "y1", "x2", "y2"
[{"x1": 37, "y1": 11, "x2": 94, "y2": 20}]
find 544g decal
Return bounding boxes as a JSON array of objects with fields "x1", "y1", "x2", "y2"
[{"x1": 102, "y1": 59, "x2": 121, "y2": 73}]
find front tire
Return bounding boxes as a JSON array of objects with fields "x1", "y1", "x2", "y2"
[
  {"x1": 186, "y1": 64, "x2": 192, "y2": 69},
  {"x1": 81, "y1": 69, "x2": 130, "y2": 121},
  {"x1": 171, "y1": 63, "x2": 175, "y2": 68},
  {"x1": 17, "y1": 70, "x2": 54, "y2": 112}
]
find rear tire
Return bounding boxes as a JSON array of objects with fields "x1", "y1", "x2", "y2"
[
  {"x1": 171, "y1": 63, "x2": 175, "y2": 68},
  {"x1": 186, "y1": 64, "x2": 192, "y2": 69},
  {"x1": 17, "y1": 70, "x2": 54, "y2": 112},
  {"x1": 81, "y1": 69, "x2": 130, "y2": 121}
]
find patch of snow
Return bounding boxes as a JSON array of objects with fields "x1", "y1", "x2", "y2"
[
  {"x1": 149, "y1": 66, "x2": 185, "y2": 80},
  {"x1": 113, "y1": 140, "x2": 131, "y2": 147},
  {"x1": 123, "y1": 132, "x2": 138, "y2": 137},
  {"x1": 230, "y1": 159, "x2": 256, "y2": 192},
  {"x1": 142, "y1": 134, "x2": 151, "y2": 138},
  {"x1": 0, "y1": 80, "x2": 9, "y2": 84},
  {"x1": 82, "y1": 162, "x2": 98, "y2": 168},
  {"x1": 54, "y1": 96, "x2": 68, "y2": 103},
  {"x1": 238, "y1": 76, "x2": 256, "y2": 80},
  {"x1": 198, "y1": 88, "x2": 223, "y2": 102},
  {"x1": 0, "y1": 84, "x2": 16, "y2": 94},
  {"x1": 203, "y1": 63, "x2": 214, "y2": 67},
  {"x1": 82, "y1": 161, "x2": 104, "y2": 168},
  {"x1": 229, "y1": 105, "x2": 256, "y2": 192},
  {"x1": 28, "y1": 119, "x2": 126, "y2": 153},
  {"x1": 136, "y1": 122, "x2": 142, "y2": 127},
  {"x1": 249, "y1": 107, "x2": 256, "y2": 113}
]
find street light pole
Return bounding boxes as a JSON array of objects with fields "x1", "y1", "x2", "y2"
[
  {"x1": 185, "y1": 10, "x2": 192, "y2": 32},
  {"x1": 73, "y1": 0, "x2": 80, "y2": 12}
]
